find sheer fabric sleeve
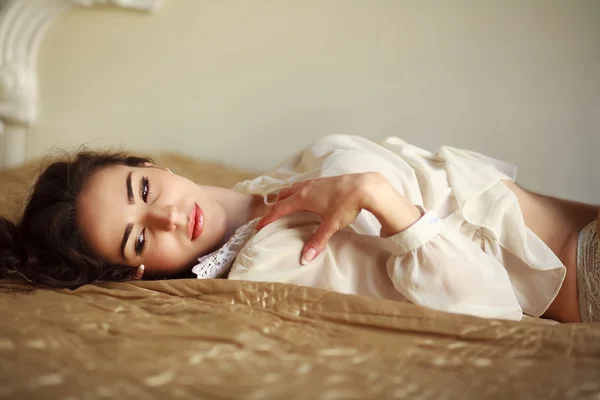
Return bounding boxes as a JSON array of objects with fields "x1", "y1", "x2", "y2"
[{"x1": 380, "y1": 210, "x2": 523, "y2": 321}]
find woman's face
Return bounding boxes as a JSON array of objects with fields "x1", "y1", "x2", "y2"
[{"x1": 76, "y1": 163, "x2": 227, "y2": 277}]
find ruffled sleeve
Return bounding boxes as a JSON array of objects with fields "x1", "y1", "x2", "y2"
[{"x1": 380, "y1": 210, "x2": 523, "y2": 321}]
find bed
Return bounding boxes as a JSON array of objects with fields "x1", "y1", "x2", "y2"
[
  {"x1": 2, "y1": 153, "x2": 600, "y2": 399},
  {"x1": 1, "y1": 1, "x2": 600, "y2": 399}
]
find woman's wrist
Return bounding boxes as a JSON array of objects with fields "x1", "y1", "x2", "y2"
[{"x1": 360, "y1": 172, "x2": 423, "y2": 237}]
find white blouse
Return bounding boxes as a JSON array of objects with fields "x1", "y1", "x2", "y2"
[{"x1": 216, "y1": 135, "x2": 566, "y2": 321}]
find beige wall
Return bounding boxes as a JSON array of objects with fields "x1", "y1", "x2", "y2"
[
  {"x1": 31, "y1": 0, "x2": 599, "y2": 202},
  {"x1": 591, "y1": 68, "x2": 600, "y2": 202}
]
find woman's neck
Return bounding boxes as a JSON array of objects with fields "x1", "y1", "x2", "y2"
[{"x1": 202, "y1": 186, "x2": 269, "y2": 248}]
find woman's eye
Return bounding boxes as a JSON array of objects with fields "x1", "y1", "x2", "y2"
[
  {"x1": 135, "y1": 229, "x2": 147, "y2": 256},
  {"x1": 141, "y1": 177, "x2": 151, "y2": 203}
]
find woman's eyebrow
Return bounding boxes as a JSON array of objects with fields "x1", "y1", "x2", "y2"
[
  {"x1": 120, "y1": 171, "x2": 135, "y2": 260},
  {"x1": 121, "y1": 223, "x2": 133, "y2": 261},
  {"x1": 126, "y1": 171, "x2": 134, "y2": 205}
]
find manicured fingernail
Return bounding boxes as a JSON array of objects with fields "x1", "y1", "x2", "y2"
[{"x1": 301, "y1": 248, "x2": 317, "y2": 265}]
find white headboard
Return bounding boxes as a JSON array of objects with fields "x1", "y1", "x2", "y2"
[{"x1": 0, "y1": 0, "x2": 163, "y2": 170}]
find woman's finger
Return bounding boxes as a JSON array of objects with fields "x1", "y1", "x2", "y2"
[
  {"x1": 276, "y1": 178, "x2": 319, "y2": 201},
  {"x1": 255, "y1": 197, "x2": 301, "y2": 230},
  {"x1": 275, "y1": 183, "x2": 304, "y2": 202},
  {"x1": 300, "y1": 219, "x2": 339, "y2": 265}
]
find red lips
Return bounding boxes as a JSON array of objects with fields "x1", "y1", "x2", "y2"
[{"x1": 188, "y1": 204, "x2": 204, "y2": 241}]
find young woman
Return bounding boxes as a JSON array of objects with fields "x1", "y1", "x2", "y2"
[{"x1": 1, "y1": 135, "x2": 597, "y2": 323}]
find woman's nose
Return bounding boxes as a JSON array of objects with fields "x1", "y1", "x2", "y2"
[{"x1": 145, "y1": 205, "x2": 187, "y2": 231}]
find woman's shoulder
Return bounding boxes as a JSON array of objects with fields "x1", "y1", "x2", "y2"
[{"x1": 231, "y1": 135, "x2": 402, "y2": 195}]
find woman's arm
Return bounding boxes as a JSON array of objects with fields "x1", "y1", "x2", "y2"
[
  {"x1": 255, "y1": 172, "x2": 422, "y2": 263},
  {"x1": 360, "y1": 172, "x2": 423, "y2": 237},
  {"x1": 256, "y1": 172, "x2": 522, "y2": 320}
]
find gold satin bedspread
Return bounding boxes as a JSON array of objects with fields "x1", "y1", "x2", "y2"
[{"x1": 1, "y1": 154, "x2": 599, "y2": 400}]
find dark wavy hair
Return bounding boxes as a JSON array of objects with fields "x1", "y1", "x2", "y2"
[{"x1": 0, "y1": 149, "x2": 154, "y2": 289}]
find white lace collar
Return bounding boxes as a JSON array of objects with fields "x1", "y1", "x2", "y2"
[{"x1": 192, "y1": 218, "x2": 260, "y2": 279}]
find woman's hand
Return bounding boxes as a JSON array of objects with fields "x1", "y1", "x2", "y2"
[{"x1": 255, "y1": 172, "x2": 423, "y2": 265}]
